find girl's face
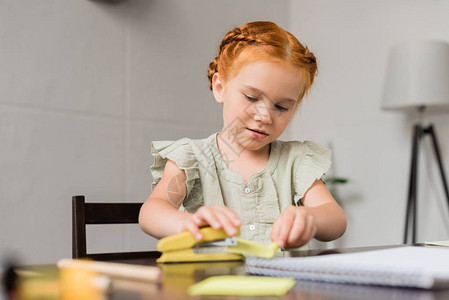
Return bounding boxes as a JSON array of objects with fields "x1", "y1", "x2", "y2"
[{"x1": 212, "y1": 60, "x2": 303, "y2": 154}]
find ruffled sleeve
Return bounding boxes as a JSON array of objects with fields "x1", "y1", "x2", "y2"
[
  {"x1": 150, "y1": 138, "x2": 200, "y2": 200},
  {"x1": 293, "y1": 141, "x2": 332, "y2": 205}
]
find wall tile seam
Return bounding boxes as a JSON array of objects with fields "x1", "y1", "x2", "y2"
[
  {"x1": 0, "y1": 102, "x2": 217, "y2": 129},
  {"x1": 0, "y1": 102, "x2": 125, "y2": 122},
  {"x1": 123, "y1": 16, "x2": 130, "y2": 208}
]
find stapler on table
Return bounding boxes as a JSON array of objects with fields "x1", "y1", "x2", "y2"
[{"x1": 156, "y1": 227, "x2": 244, "y2": 263}]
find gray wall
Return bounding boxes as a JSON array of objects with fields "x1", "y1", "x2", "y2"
[
  {"x1": 0, "y1": 0, "x2": 288, "y2": 264},
  {"x1": 287, "y1": 0, "x2": 449, "y2": 248},
  {"x1": 2, "y1": 0, "x2": 449, "y2": 265}
]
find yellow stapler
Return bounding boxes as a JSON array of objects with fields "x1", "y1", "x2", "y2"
[{"x1": 156, "y1": 227, "x2": 244, "y2": 263}]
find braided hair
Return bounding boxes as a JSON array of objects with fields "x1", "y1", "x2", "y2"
[{"x1": 208, "y1": 21, "x2": 317, "y2": 105}]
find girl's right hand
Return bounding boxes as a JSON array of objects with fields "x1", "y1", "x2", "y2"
[{"x1": 180, "y1": 205, "x2": 242, "y2": 240}]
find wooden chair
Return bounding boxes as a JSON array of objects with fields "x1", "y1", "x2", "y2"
[{"x1": 72, "y1": 195, "x2": 160, "y2": 260}]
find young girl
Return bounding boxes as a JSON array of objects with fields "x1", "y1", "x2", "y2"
[{"x1": 139, "y1": 21, "x2": 346, "y2": 250}]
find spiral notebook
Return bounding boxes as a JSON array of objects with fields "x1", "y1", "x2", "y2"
[{"x1": 245, "y1": 246, "x2": 449, "y2": 289}]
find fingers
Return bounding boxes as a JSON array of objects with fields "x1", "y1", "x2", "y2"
[
  {"x1": 286, "y1": 214, "x2": 315, "y2": 248},
  {"x1": 193, "y1": 206, "x2": 222, "y2": 229},
  {"x1": 212, "y1": 208, "x2": 241, "y2": 236},
  {"x1": 182, "y1": 206, "x2": 242, "y2": 240},
  {"x1": 271, "y1": 206, "x2": 317, "y2": 249},
  {"x1": 270, "y1": 218, "x2": 281, "y2": 245},
  {"x1": 271, "y1": 206, "x2": 295, "y2": 248},
  {"x1": 183, "y1": 218, "x2": 206, "y2": 240}
]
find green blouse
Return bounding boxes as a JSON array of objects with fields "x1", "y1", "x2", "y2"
[{"x1": 150, "y1": 133, "x2": 331, "y2": 248}]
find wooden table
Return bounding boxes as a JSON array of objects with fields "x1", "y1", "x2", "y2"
[
  {"x1": 103, "y1": 244, "x2": 449, "y2": 300},
  {"x1": 12, "y1": 244, "x2": 449, "y2": 300}
]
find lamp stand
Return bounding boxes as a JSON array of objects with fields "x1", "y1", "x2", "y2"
[{"x1": 404, "y1": 123, "x2": 449, "y2": 244}]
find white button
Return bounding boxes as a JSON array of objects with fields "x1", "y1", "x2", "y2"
[
  {"x1": 249, "y1": 224, "x2": 256, "y2": 231},
  {"x1": 244, "y1": 187, "x2": 251, "y2": 194}
]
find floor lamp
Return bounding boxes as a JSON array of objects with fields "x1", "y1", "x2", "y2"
[{"x1": 382, "y1": 40, "x2": 449, "y2": 244}]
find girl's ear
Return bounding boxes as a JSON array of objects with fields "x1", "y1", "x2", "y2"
[{"x1": 212, "y1": 73, "x2": 224, "y2": 104}]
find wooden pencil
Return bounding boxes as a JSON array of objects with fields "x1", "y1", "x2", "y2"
[{"x1": 57, "y1": 259, "x2": 162, "y2": 282}]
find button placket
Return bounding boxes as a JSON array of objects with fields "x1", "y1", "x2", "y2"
[{"x1": 242, "y1": 182, "x2": 257, "y2": 240}]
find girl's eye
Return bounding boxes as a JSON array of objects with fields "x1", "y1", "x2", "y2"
[
  {"x1": 275, "y1": 104, "x2": 289, "y2": 112},
  {"x1": 245, "y1": 94, "x2": 289, "y2": 112},
  {"x1": 244, "y1": 95, "x2": 258, "y2": 102}
]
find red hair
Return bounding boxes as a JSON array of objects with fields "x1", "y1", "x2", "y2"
[{"x1": 208, "y1": 21, "x2": 317, "y2": 105}]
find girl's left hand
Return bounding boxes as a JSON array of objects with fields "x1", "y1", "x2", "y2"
[{"x1": 270, "y1": 205, "x2": 317, "y2": 249}]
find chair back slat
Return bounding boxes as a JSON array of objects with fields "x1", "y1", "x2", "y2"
[
  {"x1": 72, "y1": 195, "x2": 87, "y2": 258},
  {"x1": 72, "y1": 195, "x2": 160, "y2": 260},
  {"x1": 85, "y1": 203, "x2": 142, "y2": 224}
]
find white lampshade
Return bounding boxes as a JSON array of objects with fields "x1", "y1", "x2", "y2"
[{"x1": 382, "y1": 40, "x2": 449, "y2": 111}]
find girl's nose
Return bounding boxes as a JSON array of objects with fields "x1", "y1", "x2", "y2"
[{"x1": 253, "y1": 102, "x2": 272, "y2": 124}]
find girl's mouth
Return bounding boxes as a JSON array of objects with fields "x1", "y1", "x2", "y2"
[{"x1": 246, "y1": 128, "x2": 268, "y2": 139}]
